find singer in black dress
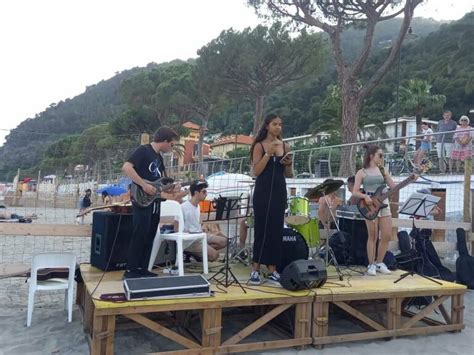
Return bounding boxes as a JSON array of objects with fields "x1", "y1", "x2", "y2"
[{"x1": 249, "y1": 114, "x2": 293, "y2": 285}]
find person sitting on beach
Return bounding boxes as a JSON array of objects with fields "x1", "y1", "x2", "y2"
[
  {"x1": 181, "y1": 181, "x2": 227, "y2": 262},
  {"x1": 101, "y1": 191, "x2": 111, "y2": 205},
  {"x1": 0, "y1": 205, "x2": 35, "y2": 223},
  {"x1": 119, "y1": 184, "x2": 131, "y2": 202}
]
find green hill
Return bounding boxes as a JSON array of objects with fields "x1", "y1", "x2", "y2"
[{"x1": 1, "y1": 14, "x2": 472, "y2": 181}]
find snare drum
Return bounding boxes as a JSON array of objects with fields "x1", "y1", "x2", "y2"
[
  {"x1": 292, "y1": 218, "x2": 320, "y2": 248},
  {"x1": 286, "y1": 196, "x2": 310, "y2": 225}
]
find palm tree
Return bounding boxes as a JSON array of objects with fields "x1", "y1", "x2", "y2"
[{"x1": 398, "y1": 79, "x2": 446, "y2": 146}]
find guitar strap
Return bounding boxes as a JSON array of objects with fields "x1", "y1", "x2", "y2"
[
  {"x1": 157, "y1": 152, "x2": 168, "y2": 178},
  {"x1": 377, "y1": 165, "x2": 387, "y2": 186}
]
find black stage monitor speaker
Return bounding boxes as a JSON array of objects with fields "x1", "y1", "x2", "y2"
[
  {"x1": 280, "y1": 259, "x2": 327, "y2": 291},
  {"x1": 91, "y1": 212, "x2": 133, "y2": 271}
]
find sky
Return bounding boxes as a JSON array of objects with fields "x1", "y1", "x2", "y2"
[{"x1": 0, "y1": 0, "x2": 473, "y2": 146}]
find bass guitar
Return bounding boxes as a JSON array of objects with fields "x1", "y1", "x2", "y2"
[
  {"x1": 131, "y1": 177, "x2": 192, "y2": 208},
  {"x1": 357, "y1": 160, "x2": 431, "y2": 220}
]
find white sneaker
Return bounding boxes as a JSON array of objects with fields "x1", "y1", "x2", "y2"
[
  {"x1": 367, "y1": 264, "x2": 376, "y2": 276},
  {"x1": 249, "y1": 271, "x2": 262, "y2": 285},
  {"x1": 376, "y1": 262, "x2": 392, "y2": 274}
]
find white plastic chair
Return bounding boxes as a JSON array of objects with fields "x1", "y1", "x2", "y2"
[
  {"x1": 148, "y1": 200, "x2": 208, "y2": 276},
  {"x1": 27, "y1": 252, "x2": 76, "y2": 327}
]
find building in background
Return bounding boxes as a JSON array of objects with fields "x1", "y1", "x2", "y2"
[
  {"x1": 283, "y1": 133, "x2": 330, "y2": 148},
  {"x1": 363, "y1": 116, "x2": 439, "y2": 151},
  {"x1": 210, "y1": 135, "x2": 253, "y2": 158},
  {"x1": 176, "y1": 121, "x2": 211, "y2": 165}
]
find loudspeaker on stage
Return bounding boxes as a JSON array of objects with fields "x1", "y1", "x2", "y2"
[{"x1": 280, "y1": 258, "x2": 327, "y2": 291}]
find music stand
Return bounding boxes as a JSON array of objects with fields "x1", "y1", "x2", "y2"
[
  {"x1": 206, "y1": 195, "x2": 249, "y2": 293},
  {"x1": 398, "y1": 193, "x2": 440, "y2": 218},
  {"x1": 394, "y1": 193, "x2": 442, "y2": 285}
]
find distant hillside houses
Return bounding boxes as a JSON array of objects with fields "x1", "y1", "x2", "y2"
[
  {"x1": 176, "y1": 121, "x2": 211, "y2": 165},
  {"x1": 210, "y1": 135, "x2": 253, "y2": 158},
  {"x1": 283, "y1": 133, "x2": 331, "y2": 147},
  {"x1": 183, "y1": 115, "x2": 446, "y2": 163},
  {"x1": 363, "y1": 116, "x2": 439, "y2": 150}
]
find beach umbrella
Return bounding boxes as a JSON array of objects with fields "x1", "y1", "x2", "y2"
[{"x1": 96, "y1": 185, "x2": 127, "y2": 196}]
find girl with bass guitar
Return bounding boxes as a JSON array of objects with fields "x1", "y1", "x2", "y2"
[{"x1": 352, "y1": 144, "x2": 399, "y2": 276}]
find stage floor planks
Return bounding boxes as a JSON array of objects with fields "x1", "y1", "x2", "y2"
[{"x1": 77, "y1": 263, "x2": 466, "y2": 354}]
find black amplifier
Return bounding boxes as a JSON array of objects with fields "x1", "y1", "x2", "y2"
[
  {"x1": 123, "y1": 275, "x2": 211, "y2": 301},
  {"x1": 91, "y1": 212, "x2": 176, "y2": 271},
  {"x1": 91, "y1": 212, "x2": 133, "y2": 271}
]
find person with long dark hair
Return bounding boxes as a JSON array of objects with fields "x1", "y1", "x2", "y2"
[
  {"x1": 352, "y1": 144, "x2": 396, "y2": 276},
  {"x1": 249, "y1": 114, "x2": 293, "y2": 285}
]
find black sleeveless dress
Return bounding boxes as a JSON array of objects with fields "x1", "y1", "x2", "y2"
[{"x1": 252, "y1": 143, "x2": 287, "y2": 266}]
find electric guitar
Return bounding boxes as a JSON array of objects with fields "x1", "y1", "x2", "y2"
[
  {"x1": 131, "y1": 177, "x2": 192, "y2": 208},
  {"x1": 356, "y1": 160, "x2": 432, "y2": 221}
]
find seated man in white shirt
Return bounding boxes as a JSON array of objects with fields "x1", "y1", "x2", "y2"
[{"x1": 181, "y1": 181, "x2": 227, "y2": 262}]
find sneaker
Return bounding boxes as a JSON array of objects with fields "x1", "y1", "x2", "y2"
[
  {"x1": 376, "y1": 262, "x2": 392, "y2": 274},
  {"x1": 249, "y1": 271, "x2": 261, "y2": 285},
  {"x1": 267, "y1": 271, "x2": 281, "y2": 283},
  {"x1": 367, "y1": 264, "x2": 376, "y2": 276}
]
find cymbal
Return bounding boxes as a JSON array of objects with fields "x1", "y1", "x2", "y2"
[{"x1": 305, "y1": 179, "x2": 344, "y2": 200}]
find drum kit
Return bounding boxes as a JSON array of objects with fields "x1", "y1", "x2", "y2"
[{"x1": 285, "y1": 179, "x2": 346, "y2": 280}]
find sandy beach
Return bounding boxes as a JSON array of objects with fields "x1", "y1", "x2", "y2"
[
  {"x1": 0, "y1": 207, "x2": 472, "y2": 354},
  {"x1": 0, "y1": 290, "x2": 471, "y2": 354}
]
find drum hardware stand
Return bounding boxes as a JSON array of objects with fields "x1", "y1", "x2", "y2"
[
  {"x1": 319, "y1": 191, "x2": 344, "y2": 281},
  {"x1": 229, "y1": 220, "x2": 252, "y2": 266},
  {"x1": 206, "y1": 196, "x2": 249, "y2": 293},
  {"x1": 231, "y1": 180, "x2": 256, "y2": 267},
  {"x1": 394, "y1": 193, "x2": 442, "y2": 285}
]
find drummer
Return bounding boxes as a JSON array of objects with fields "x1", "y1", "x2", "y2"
[
  {"x1": 347, "y1": 176, "x2": 357, "y2": 205},
  {"x1": 318, "y1": 179, "x2": 343, "y2": 230}
]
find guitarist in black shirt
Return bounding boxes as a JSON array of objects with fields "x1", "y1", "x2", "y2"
[{"x1": 122, "y1": 127, "x2": 187, "y2": 279}]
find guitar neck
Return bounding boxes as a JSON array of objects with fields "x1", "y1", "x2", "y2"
[
  {"x1": 78, "y1": 201, "x2": 131, "y2": 216},
  {"x1": 379, "y1": 175, "x2": 415, "y2": 200},
  {"x1": 141, "y1": 179, "x2": 193, "y2": 188}
]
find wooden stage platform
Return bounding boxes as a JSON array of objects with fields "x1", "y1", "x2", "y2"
[{"x1": 77, "y1": 263, "x2": 466, "y2": 354}]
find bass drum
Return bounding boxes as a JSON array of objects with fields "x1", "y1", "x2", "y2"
[
  {"x1": 292, "y1": 218, "x2": 320, "y2": 248},
  {"x1": 277, "y1": 228, "x2": 309, "y2": 274}
]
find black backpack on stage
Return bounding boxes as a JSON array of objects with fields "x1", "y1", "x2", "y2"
[
  {"x1": 456, "y1": 228, "x2": 474, "y2": 289},
  {"x1": 328, "y1": 231, "x2": 351, "y2": 265},
  {"x1": 414, "y1": 229, "x2": 455, "y2": 282}
]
